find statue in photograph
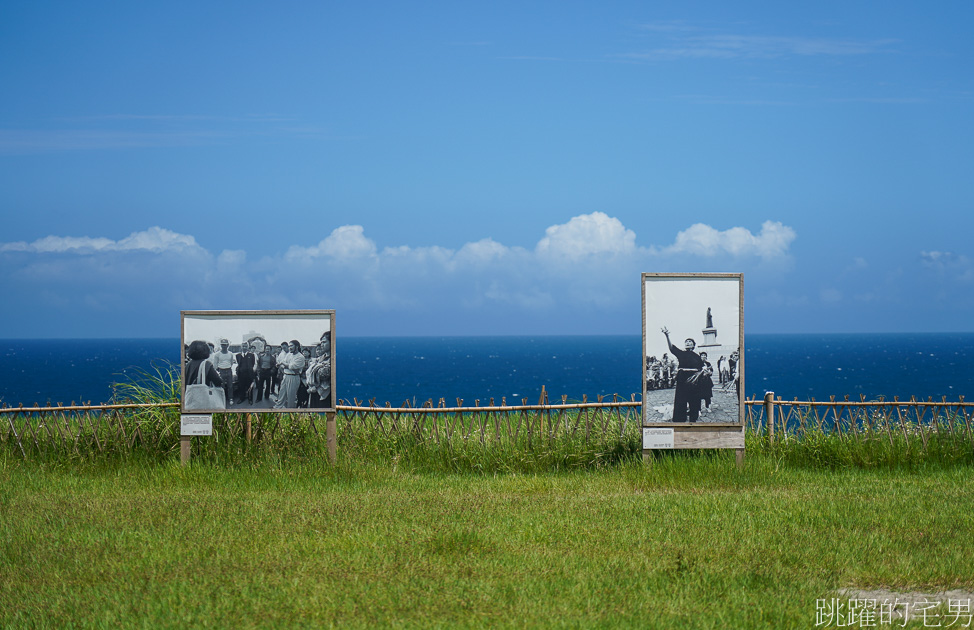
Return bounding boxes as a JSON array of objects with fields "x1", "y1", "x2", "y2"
[
  {"x1": 661, "y1": 327, "x2": 705, "y2": 422},
  {"x1": 706, "y1": 307, "x2": 713, "y2": 329}
]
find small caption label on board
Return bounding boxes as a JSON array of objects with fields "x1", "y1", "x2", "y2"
[
  {"x1": 642, "y1": 427, "x2": 674, "y2": 449},
  {"x1": 181, "y1": 414, "x2": 212, "y2": 436}
]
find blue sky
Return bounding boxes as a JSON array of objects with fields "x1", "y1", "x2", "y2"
[{"x1": 2, "y1": 1, "x2": 972, "y2": 338}]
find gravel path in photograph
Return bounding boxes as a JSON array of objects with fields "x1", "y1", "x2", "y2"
[{"x1": 642, "y1": 385, "x2": 740, "y2": 423}]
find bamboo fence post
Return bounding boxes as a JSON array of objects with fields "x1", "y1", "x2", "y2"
[
  {"x1": 764, "y1": 392, "x2": 775, "y2": 441},
  {"x1": 326, "y1": 411, "x2": 337, "y2": 464},
  {"x1": 940, "y1": 396, "x2": 954, "y2": 437},
  {"x1": 877, "y1": 397, "x2": 895, "y2": 449},
  {"x1": 538, "y1": 387, "x2": 547, "y2": 442},
  {"x1": 792, "y1": 396, "x2": 811, "y2": 438},
  {"x1": 827, "y1": 396, "x2": 839, "y2": 438},
  {"x1": 809, "y1": 398, "x2": 825, "y2": 434},
  {"x1": 598, "y1": 395, "x2": 610, "y2": 437},
  {"x1": 490, "y1": 398, "x2": 499, "y2": 444},
  {"x1": 582, "y1": 394, "x2": 590, "y2": 442},
  {"x1": 857, "y1": 394, "x2": 870, "y2": 437},
  {"x1": 21, "y1": 408, "x2": 42, "y2": 453},
  {"x1": 83, "y1": 411, "x2": 103, "y2": 453},
  {"x1": 912, "y1": 397, "x2": 929, "y2": 451},
  {"x1": 893, "y1": 397, "x2": 910, "y2": 448},
  {"x1": 843, "y1": 396, "x2": 859, "y2": 439},
  {"x1": 38, "y1": 410, "x2": 57, "y2": 451},
  {"x1": 744, "y1": 396, "x2": 756, "y2": 432},
  {"x1": 776, "y1": 396, "x2": 786, "y2": 439},
  {"x1": 52, "y1": 406, "x2": 69, "y2": 449},
  {"x1": 959, "y1": 396, "x2": 972, "y2": 442},
  {"x1": 615, "y1": 394, "x2": 624, "y2": 439},
  {"x1": 629, "y1": 394, "x2": 638, "y2": 436},
  {"x1": 6, "y1": 408, "x2": 26, "y2": 459}
]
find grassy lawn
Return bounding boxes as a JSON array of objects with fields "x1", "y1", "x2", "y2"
[{"x1": 2, "y1": 446, "x2": 973, "y2": 629}]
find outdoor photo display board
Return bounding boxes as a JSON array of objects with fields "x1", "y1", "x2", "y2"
[
  {"x1": 181, "y1": 310, "x2": 335, "y2": 414},
  {"x1": 642, "y1": 274, "x2": 744, "y2": 449}
]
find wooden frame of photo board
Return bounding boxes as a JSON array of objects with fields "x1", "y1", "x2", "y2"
[{"x1": 641, "y1": 273, "x2": 744, "y2": 466}]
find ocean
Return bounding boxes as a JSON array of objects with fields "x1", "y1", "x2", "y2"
[{"x1": 1, "y1": 333, "x2": 971, "y2": 408}]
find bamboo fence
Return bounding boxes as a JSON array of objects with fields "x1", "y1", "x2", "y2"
[{"x1": 2, "y1": 391, "x2": 972, "y2": 458}]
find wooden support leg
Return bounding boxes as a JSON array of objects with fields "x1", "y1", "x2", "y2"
[
  {"x1": 736, "y1": 448, "x2": 745, "y2": 469},
  {"x1": 180, "y1": 436, "x2": 191, "y2": 467}
]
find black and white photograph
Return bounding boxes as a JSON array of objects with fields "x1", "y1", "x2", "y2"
[
  {"x1": 180, "y1": 310, "x2": 335, "y2": 414},
  {"x1": 642, "y1": 274, "x2": 743, "y2": 426}
]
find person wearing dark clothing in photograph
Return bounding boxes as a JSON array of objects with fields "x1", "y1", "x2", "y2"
[
  {"x1": 729, "y1": 350, "x2": 740, "y2": 397},
  {"x1": 184, "y1": 340, "x2": 224, "y2": 392},
  {"x1": 661, "y1": 327, "x2": 705, "y2": 422},
  {"x1": 235, "y1": 342, "x2": 256, "y2": 404},
  {"x1": 255, "y1": 346, "x2": 276, "y2": 403},
  {"x1": 698, "y1": 352, "x2": 715, "y2": 412},
  {"x1": 307, "y1": 331, "x2": 332, "y2": 408}
]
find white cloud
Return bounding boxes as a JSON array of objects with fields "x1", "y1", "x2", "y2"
[
  {"x1": 662, "y1": 220, "x2": 795, "y2": 259},
  {"x1": 285, "y1": 225, "x2": 378, "y2": 263},
  {"x1": 455, "y1": 238, "x2": 517, "y2": 266},
  {"x1": 0, "y1": 215, "x2": 798, "y2": 333},
  {"x1": 0, "y1": 227, "x2": 202, "y2": 254},
  {"x1": 217, "y1": 249, "x2": 247, "y2": 272},
  {"x1": 536, "y1": 212, "x2": 637, "y2": 260}
]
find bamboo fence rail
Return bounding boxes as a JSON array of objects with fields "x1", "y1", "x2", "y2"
[{"x1": 2, "y1": 392, "x2": 972, "y2": 458}]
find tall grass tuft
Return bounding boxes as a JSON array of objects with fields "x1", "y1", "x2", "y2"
[{"x1": 749, "y1": 414, "x2": 974, "y2": 470}]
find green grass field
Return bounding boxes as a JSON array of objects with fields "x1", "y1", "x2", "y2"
[{"x1": 3, "y1": 438, "x2": 973, "y2": 629}]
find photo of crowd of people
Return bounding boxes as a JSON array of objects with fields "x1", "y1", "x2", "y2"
[
  {"x1": 642, "y1": 275, "x2": 743, "y2": 425},
  {"x1": 181, "y1": 311, "x2": 335, "y2": 413}
]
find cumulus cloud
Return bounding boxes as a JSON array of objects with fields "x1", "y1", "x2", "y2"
[
  {"x1": 0, "y1": 214, "x2": 797, "y2": 334},
  {"x1": 285, "y1": 225, "x2": 378, "y2": 263},
  {"x1": 662, "y1": 220, "x2": 795, "y2": 259},
  {"x1": 536, "y1": 212, "x2": 637, "y2": 260}
]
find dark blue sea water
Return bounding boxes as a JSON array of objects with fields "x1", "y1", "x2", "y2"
[{"x1": 1, "y1": 334, "x2": 971, "y2": 407}]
